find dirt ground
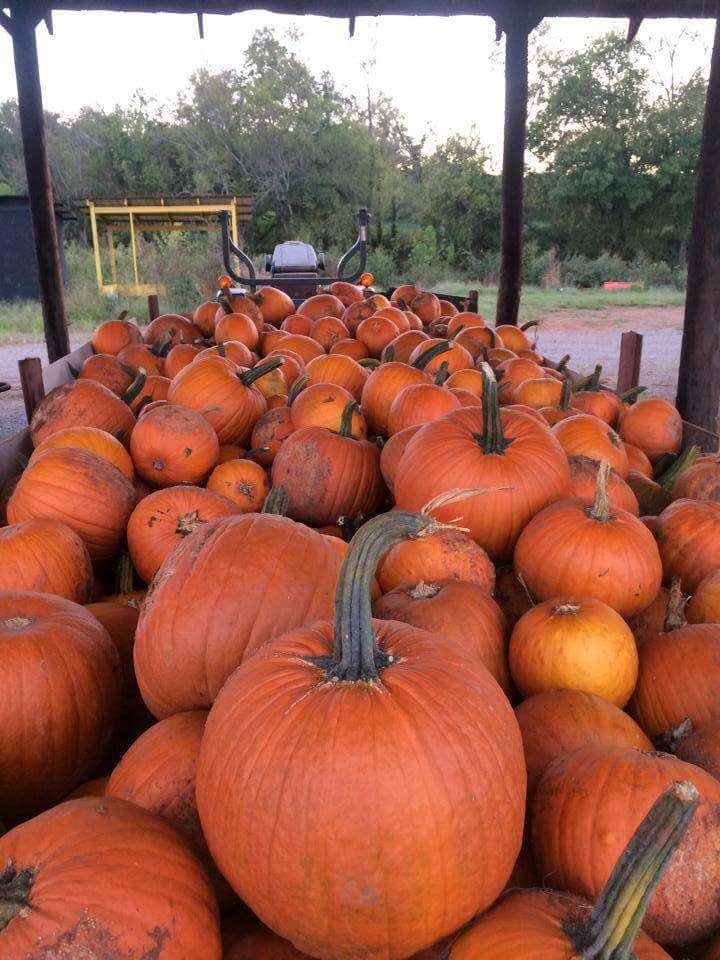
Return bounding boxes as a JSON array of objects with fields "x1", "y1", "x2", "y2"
[{"x1": 0, "y1": 306, "x2": 683, "y2": 441}]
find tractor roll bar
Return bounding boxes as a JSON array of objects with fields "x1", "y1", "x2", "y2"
[{"x1": 219, "y1": 209, "x2": 369, "y2": 290}]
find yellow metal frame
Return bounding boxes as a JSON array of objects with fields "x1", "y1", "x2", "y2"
[{"x1": 86, "y1": 196, "x2": 248, "y2": 296}]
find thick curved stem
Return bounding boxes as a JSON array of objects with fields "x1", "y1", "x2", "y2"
[
  {"x1": 121, "y1": 368, "x2": 147, "y2": 407},
  {"x1": 0, "y1": 863, "x2": 33, "y2": 932},
  {"x1": 588, "y1": 461, "x2": 614, "y2": 521},
  {"x1": 571, "y1": 781, "x2": 698, "y2": 960},
  {"x1": 262, "y1": 485, "x2": 289, "y2": 516},
  {"x1": 339, "y1": 400, "x2": 360, "y2": 438},
  {"x1": 476, "y1": 363, "x2": 512, "y2": 455},
  {"x1": 663, "y1": 578, "x2": 687, "y2": 632},
  {"x1": 559, "y1": 376, "x2": 572, "y2": 411},
  {"x1": 658, "y1": 446, "x2": 699, "y2": 493},
  {"x1": 114, "y1": 553, "x2": 135, "y2": 595},
  {"x1": 412, "y1": 340, "x2": 452, "y2": 371},
  {"x1": 287, "y1": 374, "x2": 309, "y2": 404},
  {"x1": 238, "y1": 356, "x2": 284, "y2": 387},
  {"x1": 326, "y1": 511, "x2": 441, "y2": 682}
]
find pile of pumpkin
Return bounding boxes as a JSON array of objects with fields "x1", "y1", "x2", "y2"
[{"x1": 2, "y1": 278, "x2": 720, "y2": 959}]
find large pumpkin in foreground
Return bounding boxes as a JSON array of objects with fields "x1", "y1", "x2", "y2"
[
  {"x1": 0, "y1": 590, "x2": 121, "y2": 822},
  {"x1": 134, "y1": 513, "x2": 344, "y2": 717},
  {"x1": 197, "y1": 512, "x2": 526, "y2": 960},
  {"x1": 393, "y1": 368, "x2": 570, "y2": 563},
  {"x1": 0, "y1": 797, "x2": 221, "y2": 957}
]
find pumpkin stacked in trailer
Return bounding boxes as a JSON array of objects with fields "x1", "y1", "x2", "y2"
[{"x1": 2, "y1": 279, "x2": 720, "y2": 960}]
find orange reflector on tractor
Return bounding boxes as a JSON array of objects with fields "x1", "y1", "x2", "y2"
[
  {"x1": 360, "y1": 272, "x2": 374, "y2": 288},
  {"x1": 217, "y1": 275, "x2": 233, "y2": 290}
]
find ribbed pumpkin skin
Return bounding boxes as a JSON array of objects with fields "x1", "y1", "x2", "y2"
[
  {"x1": 387, "y1": 383, "x2": 461, "y2": 435},
  {"x1": 30, "y1": 379, "x2": 136, "y2": 450},
  {"x1": 32, "y1": 425, "x2": 135, "y2": 480},
  {"x1": 671, "y1": 458, "x2": 720, "y2": 503},
  {"x1": 361, "y1": 362, "x2": 429, "y2": 436},
  {"x1": 627, "y1": 586, "x2": 671, "y2": 644},
  {"x1": 449, "y1": 889, "x2": 670, "y2": 959},
  {"x1": 377, "y1": 528, "x2": 495, "y2": 594},
  {"x1": 531, "y1": 745, "x2": 720, "y2": 946},
  {"x1": 306, "y1": 353, "x2": 367, "y2": 399},
  {"x1": 130, "y1": 403, "x2": 219, "y2": 487},
  {"x1": 250, "y1": 406, "x2": 295, "y2": 466},
  {"x1": 373, "y1": 580, "x2": 510, "y2": 692},
  {"x1": 0, "y1": 797, "x2": 221, "y2": 957},
  {"x1": 145, "y1": 312, "x2": 202, "y2": 346},
  {"x1": 394, "y1": 407, "x2": 571, "y2": 563},
  {"x1": 167, "y1": 357, "x2": 267, "y2": 445},
  {"x1": 570, "y1": 389, "x2": 623, "y2": 425},
  {"x1": 271, "y1": 426, "x2": 385, "y2": 526},
  {"x1": 552, "y1": 414, "x2": 629, "y2": 477},
  {"x1": 207, "y1": 459, "x2": 270, "y2": 513},
  {"x1": 0, "y1": 519, "x2": 93, "y2": 602},
  {"x1": 618, "y1": 398, "x2": 683, "y2": 464},
  {"x1": 568, "y1": 455, "x2": 639, "y2": 515},
  {"x1": 78, "y1": 352, "x2": 134, "y2": 395},
  {"x1": 514, "y1": 499, "x2": 662, "y2": 617},
  {"x1": 655, "y1": 499, "x2": 720, "y2": 592},
  {"x1": 686, "y1": 569, "x2": 720, "y2": 624},
  {"x1": 196, "y1": 620, "x2": 526, "y2": 960},
  {"x1": 127, "y1": 484, "x2": 238, "y2": 583},
  {"x1": 515, "y1": 690, "x2": 651, "y2": 801},
  {"x1": 509, "y1": 597, "x2": 639, "y2": 706},
  {"x1": 0, "y1": 591, "x2": 121, "y2": 821},
  {"x1": 134, "y1": 514, "x2": 344, "y2": 718},
  {"x1": 8, "y1": 447, "x2": 136, "y2": 562},
  {"x1": 675, "y1": 716, "x2": 720, "y2": 780},
  {"x1": 630, "y1": 623, "x2": 720, "y2": 738},
  {"x1": 380, "y1": 424, "x2": 421, "y2": 491},
  {"x1": 291, "y1": 382, "x2": 367, "y2": 436},
  {"x1": 92, "y1": 316, "x2": 144, "y2": 355}
]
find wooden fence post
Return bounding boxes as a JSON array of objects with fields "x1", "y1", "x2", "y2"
[
  {"x1": 18, "y1": 356, "x2": 45, "y2": 422},
  {"x1": 616, "y1": 331, "x2": 643, "y2": 394},
  {"x1": 147, "y1": 294, "x2": 159, "y2": 322}
]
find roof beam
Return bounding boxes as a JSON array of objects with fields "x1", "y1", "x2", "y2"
[{"x1": 626, "y1": 15, "x2": 642, "y2": 41}]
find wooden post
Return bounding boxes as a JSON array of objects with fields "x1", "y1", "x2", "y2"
[
  {"x1": 148, "y1": 294, "x2": 160, "y2": 322},
  {"x1": 676, "y1": 18, "x2": 720, "y2": 432},
  {"x1": 469, "y1": 289, "x2": 479, "y2": 313},
  {"x1": 5, "y1": 6, "x2": 70, "y2": 362},
  {"x1": 496, "y1": 16, "x2": 531, "y2": 327},
  {"x1": 18, "y1": 357, "x2": 45, "y2": 422},
  {"x1": 616, "y1": 331, "x2": 643, "y2": 393}
]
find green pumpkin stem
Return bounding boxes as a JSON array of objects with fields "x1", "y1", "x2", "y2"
[
  {"x1": 324, "y1": 510, "x2": 444, "y2": 683},
  {"x1": 287, "y1": 374, "x2": 309, "y2": 404},
  {"x1": 0, "y1": 863, "x2": 33, "y2": 932},
  {"x1": 620, "y1": 385, "x2": 647, "y2": 404},
  {"x1": 238, "y1": 356, "x2": 284, "y2": 387},
  {"x1": 556, "y1": 354, "x2": 570, "y2": 373},
  {"x1": 520, "y1": 320, "x2": 539, "y2": 333},
  {"x1": 589, "y1": 364, "x2": 603, "y2": 391},
  {"x1": 121, "y1": 368, "x2": 148, "y2": 407},
  {"x1": 559, "y1": 376, "x2": 572, "y2": 411},
  {"x1": 114, "y1": 553, "x2": 135, "y2": 595},
  {"x1": 218, "y1": 292, "x2": 234, "y2": 315},
  {"x1": 477, "y1": 363, "x2": 512, "y2": 455},
  {"x1": 381, "y1": 344, "x2": 395, "y2": 364},
  {"x1": 359, "y1": 358, "x2": 380, "y2": 369},
  {"x1": 262, "y1": 485, "x2": 289, "y2": 516},
  {"x1": 588, "y1": 461, "x2": 614, "y2": 521},
  {"x1": 339, "y1": 401, "x2": 359, "y2": 438},
  {"x1": 657, "y1": 446, "x2": 699, "y2": 493},
  {"x1": 571, "y1": 780, "x2": 698, "y2": 960},
  {"x1": 434, "y1": 361, "x2": 450, "y2": 386},
  {"x1": 411, "y1": 340, "x2": 452, "y2": 371}
]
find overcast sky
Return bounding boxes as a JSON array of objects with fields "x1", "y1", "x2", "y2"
[{"x1": 0, "y1": 11, "x2": 715, "y2": 163}]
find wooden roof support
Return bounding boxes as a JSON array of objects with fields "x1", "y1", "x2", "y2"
[
  {"x1": 3, "y1": 4, "x2": 70, "y2": 362},
  {"x1": 676, "y1": 17, "x2": 720, "y2": 439},
  {"x1": 496, "y1": 10, "x2": 535, "y2": 326}
]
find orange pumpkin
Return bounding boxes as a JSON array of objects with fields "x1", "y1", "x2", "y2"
[
  {"x1": 0, "y1": 519, "x2": 93, "y2": 603},
  {"x1": 356, "y1": 314, "x2": 400, "y2": 358},
  {"x1": 493, "y1": 566, "x2": 534, "y2": 629},
  {"x1": 328, "y1": 280, "x2": 364, "y2": 307},
  {"x1": 310, "y1": 315, "x2": 350, "y2": 350},
  {"x1": 531, "y1": 745, "x2": 720, "y2": 946},
  {"x1": 408, "y1": 337, "x2": 473, "y2": 375},
  {"x1": 671, "y1": 456, "x2": 720, "y2": 503},
  {"x1": 0, "y1": 797, "x2": 221, "y2": 956},
  {"x1": 125, "y1": 372, "x2": 171, "y2": 415},
  {"x1": 92, "y1": 314, "x2": 144, "y2": 355},
  {"x1": 250, "y1": 406, "x2": 294, "y2": 466},
  {"x1": 515, "y1": 690, "x2": 651, "y2": 802},
  {"x1": 297, "y1": 292, "x2": 345, "y2": 321},
  {"x1": 374, "y1": 579, "x2": 510, "y2": 692},
  {"x1": 686, "y1": 569, "x2": 720, "y2": 624},
  {"x1": 383, "y1": 329, "x2": 430, "y2": 364},
  {"x1": 379, "y1": 424, "x2": 421, "y2": 492},
  {"x1": 509, "y1": 596, "x2": 639, "y2": 706},
  {"x1": 145, "y1": 312, "x2": 202, "y2": 348},
  {"x1": 130, "y1": 403, "x2": 219, "y2": 487},
  {"x1": 193, "y1": 300, "x2": 218, "y2": 337},
  {"x1": 569, "y1": 366, "x2": 623, "y2": 425},
  {"x1": 276, "y1": 333, "x2": 325, "y2": 364},
  {"x1": 514, "y1": 462, "x2": 662, "y2": 617},
  {"x1": 195, "y1": 510, "x2": 525, "y2": 960},
  {"x1": 552, "y1": 413, "x2": 629, "y2": 478},
  {"x1": 410, "y1": 290, "x2": 443, "y2": 325},
  {"x1": 134, "y1": 514, "x2": 345, "y2": 717},
  {"x1": 618, "y1": 398, "x2": 683, "y2": 464},
  {"x1": 127, "y1": 484, "x2": 238, "y2": 583},
  {"x1": 625, "y1": 441, "x2": 654, "y2": 477},
  {"x1": 291, "y1": 382, "x2": 367, "y2": 437},
  {"x1": 206, "y1": 458, "x2": 270, "y2": 513},
  {"x1": 197, "y1": 340, "x2": 254, "y2": 368},
  {"x1": 377, "y1": 526, "x2": 495, "y2": 594},
  {"x1": 0, "y1": 591, "x2": 121, "y2": 820},
  {"x1": 251, "y1": 285, "x2": 295, "y2": 326},
  {"x1": 117, "y1": 341, "x2": 166, "y2": 376},
  {"x1": 282, "y1": 314, "x2": 314, "y2": 336},
  {"x1": 675, "y1": 715, "x2": 720, "y2": 780},
  {"x1": 655, "y1": 499, "x2": 720, "y2": 592},
  {"x1": 387, "y1": 382, "x2": 460, "y2": 435},
  {"x1": 30, "y1": 379, "x2": 136, "y2": 450},
  {"x1": 163, "y1": 343, "x2": 202, "y2": 379},
  {"x1": 394, "y1": 368, "x2": 571, "y2": 563},
  {"x1": 495, "y1": 322, "x2": 537, "y2": 352},
  {"x1": 272, "y1": 401, "x2": 384, "y2": 526},
  {"x1": 9, "y1": 446, "x2": 135, "y2": 561},
  {"x1": 568, "y1": 454, "x2": 639, "y2": 515},
  {"x1": 513, "y1": 376, "x2": 562, "y2": 409},
  {"x1": 77, "y1": 352, "x2": 134, "y2": 395},
  {"x1": 329, "y1": 337, "x2": 370, "y2": 361},
  {"x1": 31, "y1": 425, "x2": 134, "y2": 480},
  {"x1": 306, "y1": 353, "x2": 368, "y2": 400}
]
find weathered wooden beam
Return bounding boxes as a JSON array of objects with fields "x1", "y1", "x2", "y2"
[
  {"x1": 626, "y1": 16, "x2": 642, "y2": 43},
  {"x1": 496, "y1": 15, "x2": 532, "y2": 327},
  {"x1": 18, "y1": 357, "x2": 45, "y2": 422},
  {"x1": 616, "y1": 330, "x2": 643, "y2": 393},
  {"x1": 148, "y1": 294, "x2": 160, "y2": 322},
  {"x1": 676, "y1": 17, "x2": 720, "y2": 435},
  {"x1": 9, "y1": 5, "x2": 70, "y2": 363}
]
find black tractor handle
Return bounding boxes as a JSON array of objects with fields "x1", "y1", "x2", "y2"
[{"x1": 219, "y1": 209, "x2": 370, "y2": 291}]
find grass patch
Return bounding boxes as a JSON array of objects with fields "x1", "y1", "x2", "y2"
[{"x1": 431, "y1": 283, "x2": 686, "y2": 322}]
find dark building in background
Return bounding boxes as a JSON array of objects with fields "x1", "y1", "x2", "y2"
[{"x1": 0, "y1": 195, "x2": 72, "y2": 301}]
